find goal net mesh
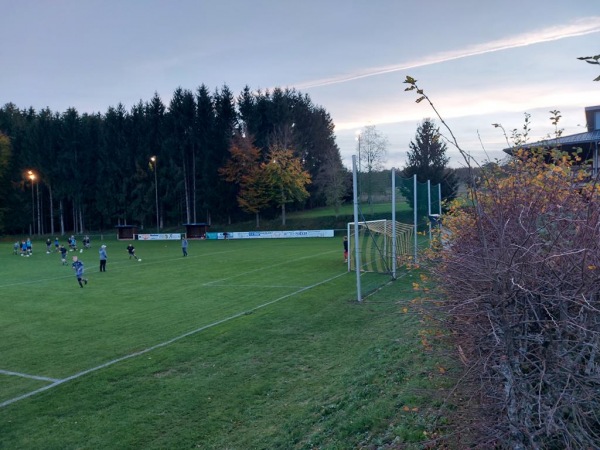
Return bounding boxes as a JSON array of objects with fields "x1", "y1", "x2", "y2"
[{"x1": 347, "y1": 219, "x2": 414, "y2": 274}]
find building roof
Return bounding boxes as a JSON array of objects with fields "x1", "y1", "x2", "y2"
[
  {"x1": 504, "y1": 105, "x2": 600, "y2": 154},
  {"x1": 516, "y1": 129, "x2": 600, "y2": 149}
]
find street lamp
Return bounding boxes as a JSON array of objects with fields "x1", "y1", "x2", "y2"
[
  {"x1": 150, "y1": 156, "x2": 159, "y2": 233},
  {"x1": 27, "y1": 170, "x2": 36, "y2": 235}
]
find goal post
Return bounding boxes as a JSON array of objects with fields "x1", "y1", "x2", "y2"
[
  {"x1": 348, "y1": 163, "x2": 439, "y2": 301},
  {"x1": 347, "y1": 219, "x2": 414, "y2": 274}
]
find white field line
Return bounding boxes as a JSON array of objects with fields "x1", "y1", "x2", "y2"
[
  {"x1": 0, "y1": 249, "x2": 236, "y2": 289},
  {"x1": 0, "y1": 369, "x2": 60, "y2": 383},
  {"x1": 204, "y1": 284, "x2": 304, "y2": 289},
  {"x1": 0, "y1": 269, "x2": 348, "y2": 409},
  {"x1": 202, "y1": 249, "x2": 338, "y2": 286}
]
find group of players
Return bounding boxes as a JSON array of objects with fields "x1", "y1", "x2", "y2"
[
  {"x1": 69, "y1": 242, "x2": 141, "y2": 288},
  {"x1": 13, "y1": 236, "x2": 141, "y2": 288}
]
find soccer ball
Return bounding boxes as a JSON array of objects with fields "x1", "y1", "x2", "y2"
[{"x1": 138, "y1": 259, "x2": 142, "y2": 262}]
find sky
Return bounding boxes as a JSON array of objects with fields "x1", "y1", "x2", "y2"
[{"x1": 2, "y1": 0, "x2": 599, "y2": 169}]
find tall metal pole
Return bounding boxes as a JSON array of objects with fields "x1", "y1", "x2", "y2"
[
  {"x1": 352, "y1": 155, "x2": 362, "y2": 302},
  {"x1": 391, "y1": 168, "x2": 397, "y2": 280},
  {"x1": 151, "y1": 156, "x2": 159, "y2": 233},
  {"x1": 594, "y1": 141, "x2": 598, "y2": 177},
  {"x1": 427, "y1": 179, "x2": 432, "y2": 242},
  {"x1": 31, "y1": 180, "x2": 35, "y2": 235},
  {"x1": 28, "y1": 171, "x2": 35, "y2": 235},
  {"x1": 36, "y1": 181, "x2": 41, "y2": 235},
  {"x1": 357, "y1": 133, "x2": 361, "y2": 200},
  {"x1": 413, "y1": 174, "x2": 418, "y2": 264}
]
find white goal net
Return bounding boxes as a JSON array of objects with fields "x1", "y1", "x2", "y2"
[{"x1": 347, "y1": 219, "x2": 414, "y2": 274}]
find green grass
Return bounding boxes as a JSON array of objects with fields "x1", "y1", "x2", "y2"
[
  {"x1": 222, "y1": 201, "x2": 416, "y2": 232},
  {"x1": 0, "y1": 237, "x2": 452, "y2": 449},
  {"x1": 286, "y1": 202, "x2": 411, "y2": 220}
]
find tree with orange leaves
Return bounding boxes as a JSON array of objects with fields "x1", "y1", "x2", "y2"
[
  {"x1": 263, "y1": 146, "x2": 311, "y2": 226},
  {"x1": 219, "y1": 133, "x2": 270, "y2": 228}
]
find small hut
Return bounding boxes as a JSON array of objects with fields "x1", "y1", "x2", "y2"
[
  {"x1": 115, "y1": 225, "x2": 138, "y2": 240},
  {"x1": 183, "y1": 223, "x2": 210, "y2": 239}
]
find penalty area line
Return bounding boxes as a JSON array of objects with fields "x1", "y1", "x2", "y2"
[
  {"x1": 0, "y1": 369, "x2": 60, "y2": 383},
  {"x1": 0, "y1": 270, "x2": 348, "y2": 409},
  {"x1": 203, "y1": 249, "x2": 338, "y2": 286}
]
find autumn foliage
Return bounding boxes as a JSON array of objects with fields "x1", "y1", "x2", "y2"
[
  {"x1": 219, "y1": 133, "x2": 311, "y2": 227},
  {"x1": 426, "y1": 150, "x2": 600, "y2": 448}
]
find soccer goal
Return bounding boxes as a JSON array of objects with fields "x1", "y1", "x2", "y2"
[{"x1": 347, "y1": 219, "x2": 414, "y2": 274}]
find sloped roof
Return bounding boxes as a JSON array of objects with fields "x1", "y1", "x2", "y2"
[
  {"x1": 529, "y1": 130, "x2": 600, "y2": 147},
  {"x1": 504, "y1": 106, "x2": 600, "y2": 155},
  {"x1": 504, "y1": 130, "x2": 600, "y2": 154}
]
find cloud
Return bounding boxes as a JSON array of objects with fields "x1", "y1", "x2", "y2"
[
  {"x1": 294, "y1": 17, "x2": 600, "y2": 90},
  {"x1": 332, "y1": 83, "x2": 596, "y2": 132}
]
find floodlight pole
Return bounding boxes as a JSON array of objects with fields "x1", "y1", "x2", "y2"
[
  {"x1": 352, "y1": 155, "x2": 362, "y2": 302},
  {"x1": 36, "y1": 180, "x2": 41, "y2": 235},
  {"x1": 28, "y1": 170, "x2": 35, "y2": 235},
  {"x1": 150, "y1": 156, "x2": 159, "y2": 233}
]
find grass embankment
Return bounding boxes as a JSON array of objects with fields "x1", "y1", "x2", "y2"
[{"x1": 222, "y1": 202, "x2": 415, "y2": 232}]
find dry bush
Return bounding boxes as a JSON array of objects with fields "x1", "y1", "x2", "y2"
[{"x1": 427, "y1": 150, "x2": 600, "y2": 449}]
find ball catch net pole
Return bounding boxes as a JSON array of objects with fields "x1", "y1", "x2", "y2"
[{"x1": 352, "y1": 155, "x2": 362, "y2": 302}]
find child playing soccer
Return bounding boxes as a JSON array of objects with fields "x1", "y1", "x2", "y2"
[
  {"x1": 59, "y1": 245, "x2": 68, "y2": 265},
  {"x1": 127, "y1": 243, "x2": 139, "y2": 260},
  {"x1": 72, "y1": 256, "x2": 88, "y2": 288}
]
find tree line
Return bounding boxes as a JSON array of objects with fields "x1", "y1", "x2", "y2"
[{"x1": 0, "y1": 85, "x2": 347, "y2": 235}]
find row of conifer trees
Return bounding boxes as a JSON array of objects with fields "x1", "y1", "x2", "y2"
[{"x1": 0, "y1": 85, "x2": 347, "y2": 235}]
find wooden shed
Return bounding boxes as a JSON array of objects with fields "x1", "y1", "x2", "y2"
[
  {"x1": 115, "y1": 225, "x2": 138, "y2": 240},
  {"x1": 183, "y1": 223, "x2": 210, "y2": 239}
]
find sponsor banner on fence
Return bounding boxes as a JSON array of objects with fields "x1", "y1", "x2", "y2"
[
  {"x1": 211, "y1": 230, "x2": 334, "y2": 240},
  {"x1": 136, "y1": 233, "x2": 182, "y2": 241}
]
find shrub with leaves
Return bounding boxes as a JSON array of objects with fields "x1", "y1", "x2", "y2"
[{"x1": 429, "y1": 150, "x2": 600, "y2": 448}]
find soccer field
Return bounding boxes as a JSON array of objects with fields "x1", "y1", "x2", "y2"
[
  {"x1": 0, "y1": 236, "x2": 441, "y2": 448},
  {"x1": 1, "y1": 237, "x2": 351, "y2": 402}
]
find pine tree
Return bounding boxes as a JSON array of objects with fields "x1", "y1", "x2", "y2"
[
  {"x1": 0, "y1": 132, "x2": 11, "y2": 232},
  {"x1": 401, "y1": 118, "x2": 457, "y2": 208}
]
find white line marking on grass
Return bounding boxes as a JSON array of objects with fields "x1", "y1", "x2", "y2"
[
  {"x1": 0, "y1": 270, "x2": 348, "y2": 409},
  {"x1": 0, "y1": 369, "x2": 60, "y2": 383},
  {"x1": 121, "y1": 249, "x2": 236, "y2": 269},
  {"x1": 0, "y1": 275, "x2": 74, "y2": 288},
  {"x1": 203, "y1": 284, "x2": 304, "y2": 289},
  {"x1": 203, "y1": 249, "x2": 338, "y2": 286},
  {"x1": 0, "y1": 250, "x2": 236, "y2": 289}
]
